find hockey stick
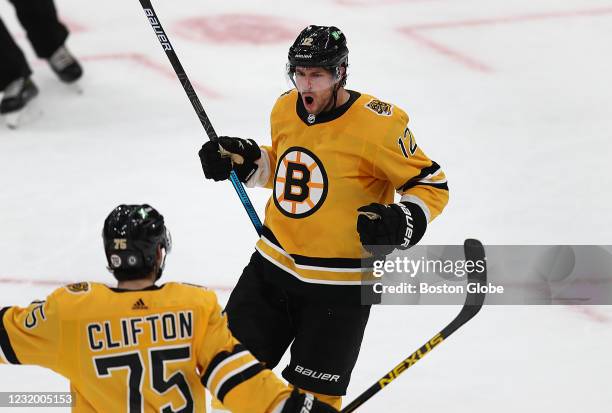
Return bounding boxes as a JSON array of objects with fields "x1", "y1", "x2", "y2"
[
  {"x1": 341, "y1": 239, "x2": 487, "y2": 413},
  {"x1": 137, "y1": 0, "x2": 263, "y2": 235}
]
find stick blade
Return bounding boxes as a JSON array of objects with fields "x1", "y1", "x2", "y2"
[
  {"x1": 464, "y1": 238, "x2": 485, "y2": 261},
  {"x1": 463, "y1": 238, "x2": 487, "y2": 308}
]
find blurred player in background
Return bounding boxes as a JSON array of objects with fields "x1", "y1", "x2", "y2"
[
  {"x1": 198, "y1": 25, "x2": 449, "y2": 410},
  {"x1": 0, "y1": 204, "x2": 337, "y2": 413},
  {"x1": 0, "y1": 0, "x2": 83, "y2": 128}
]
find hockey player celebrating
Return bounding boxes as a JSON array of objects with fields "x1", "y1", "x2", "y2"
[
  {"x1": 0, "y1": 204, "x2": 337, "y2": 413},
  {"x1": 0, "y1": 0, "x2": 83, "y2": 128},
  {"x1": 198, "y1": 25, "x2": 449, "y2": 410}
]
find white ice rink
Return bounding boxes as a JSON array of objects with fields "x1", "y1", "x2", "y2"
[{"x1": 1, "y1": 0, "x2": 612, "y2": 411}]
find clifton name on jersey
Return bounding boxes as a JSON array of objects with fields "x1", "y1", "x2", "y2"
[{"x1": 0, "y1": 282, "x2": 291, "y2": 412}]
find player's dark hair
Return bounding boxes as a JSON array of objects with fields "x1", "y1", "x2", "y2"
[{"x1": 102, "y1": 204, "x2": 172, "y2": 282}]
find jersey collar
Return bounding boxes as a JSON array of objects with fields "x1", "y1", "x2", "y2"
[
  {"x1": 109, "y1": 284, "x2": 165, "y2": 293},
  {"x1": 296, "y1": 90, "x2": 361, "y2": 126}
]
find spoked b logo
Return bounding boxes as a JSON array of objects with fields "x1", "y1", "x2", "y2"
[{"x1": 274, "y1": 147, "x2": 328, "y2": 218}]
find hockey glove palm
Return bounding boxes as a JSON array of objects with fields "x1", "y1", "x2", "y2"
[
  {"x1": 357, "y1": 202, "x2": 427, "y2": 256},
  {"x1": 281, "y1": 390, "x2": 338, "y2": 413},
  {"x1": 198, "y1": 136, "x2": 261, "y2": 182}
]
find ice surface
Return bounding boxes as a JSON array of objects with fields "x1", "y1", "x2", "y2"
[{"x1": 1, "y1": 0, "x2": 611, "y2": 411}]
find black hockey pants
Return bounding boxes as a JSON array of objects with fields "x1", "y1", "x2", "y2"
[{"x1": 1, "y1": 0, "x2": 69, "y2": 90}]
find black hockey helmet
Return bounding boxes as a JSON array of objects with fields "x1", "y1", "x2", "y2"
[
  {"x1": 102, "y1": 204, "x2": 172, "y2": 281},
  {"x1": 287, "y1": 25, "x2": 349, "y2": 86}
]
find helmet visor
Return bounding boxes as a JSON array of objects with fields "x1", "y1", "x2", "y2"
[{"x1": 287, "y1": 64, "x2": 344, "y2": 93}]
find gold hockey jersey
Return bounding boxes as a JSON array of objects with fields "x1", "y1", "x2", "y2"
[
  {"x1": 0, "y1": 282, "x2": 291, "y2": 412},
  {"x1": 254, "y1": 89, "x2": 448, "y2": 285}
]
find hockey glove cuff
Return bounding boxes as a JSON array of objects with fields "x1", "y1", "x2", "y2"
[
  {"x1": 357, "y1": 201, "x2": 427, "y2": 256},
  {"x1": 218, "y1": 136, "x2": 261, "y2": 182},
  {"x1": 279, "y1": 389, "x2": 338, "y2": 413}
]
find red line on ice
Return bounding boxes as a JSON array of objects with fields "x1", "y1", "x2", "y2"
[
  {"x1": 59, "y1": 15, "x2": 89, "y2": 34},
  {"x1": 397, "y1": 6, "x2": 612, "y2": 73},
  {"x1": 0, "y1": 277, "x2": 67, "y2": 287},
  {"x1": 14, "y1": 15, "x2": 88, "y2": 37},
  {"x1": 173, "y1": 14, "x2": 300, "y2": 45},
  {"x1": 400, "y1": 30, "x2": 493, "y2": 73},
  {"x1": 79, "y1": 53, "x2": 222, "y2": 99},
  {"x1": 333, "y1": 0, "x2": 438, "y2": 6},
  {"x1": 400, "y1": 7, "x2": 612, "y2": 31},
  {"x1": 567, "y1": 306, "x2": 612, "y2": 324}
]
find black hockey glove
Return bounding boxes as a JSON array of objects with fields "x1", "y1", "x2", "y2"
[
  {"x1": 198, "y1": 136, "x2": 261, "y2": 182},
  {"x1": 357, "y1": 201, "x2": 427, "y2": 256},
  {"x1": 281, "y1": 389, "x2": 338, "y2": 413}
]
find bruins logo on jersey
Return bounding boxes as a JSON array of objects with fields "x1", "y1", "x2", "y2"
[
  {"x1": 365, "y1": 99, "x2": 393, "y2": 116},
  {"x1": 65, "y1": 282, "x2": 90, "y2": 294},
  {"x1": 273, "y1": 147, "x2": 328, "y2": 218}
]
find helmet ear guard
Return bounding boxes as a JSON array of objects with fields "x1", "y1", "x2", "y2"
[
  {"x1": 106, "y1": 248, "x2": 146, "y2": 274},
  {"x1": 334, "y1": 61, "x2": 348, "y2": 88}
]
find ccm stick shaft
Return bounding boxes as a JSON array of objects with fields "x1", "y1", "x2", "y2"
[
  {"x1": 138, "y1": 0, "x2": 263, "y2": 235},
  {"x1": 341, "y1": 239, "x2": 487, "y2": 412}
]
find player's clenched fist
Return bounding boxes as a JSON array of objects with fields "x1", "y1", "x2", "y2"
[
  {"x1": 281, "y1": 390, "x2": 338, "y2": 413},
  {"x1": 357, "y1": 202, "x2": 427, "y2": 256},
  {"x1": 199, "y1": 136, "x2": 261, "y2": 182}
]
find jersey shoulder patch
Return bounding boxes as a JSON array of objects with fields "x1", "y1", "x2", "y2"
[
  {"x1": 279, "y1": 89, "x2": 294, "y2": 98},
  {"x1": 364, "y1": 98, "x2": 393, "y2": 116},
  {"x1": 64, "y1": 282, "x2": 91, "y2": 294}
]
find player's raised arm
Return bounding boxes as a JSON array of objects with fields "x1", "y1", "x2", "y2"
[
  {"x1": 0, "y1": 291, "x2": 62, "y2": 371},
  {"x1": 357, "y1": 110, "x2": 449, "y2": 255},
  {"x1": 392, "y1": 124, "x2": 449, "y2": 225}
]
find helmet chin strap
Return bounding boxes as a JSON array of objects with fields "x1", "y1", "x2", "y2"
[
  {"x1": 321, "y1": 89, "x2": 337, "y2": 114},
  {"x1": 330, "y1": 84, "x2": 344, "y2": 112},
  {"x1": 325, "y1": 66, "x2": 346, "y2": 113},
  {"x1": 155, "y1": 248, "x2": 167, "y2": 281},
  {"x1": 322, "y1": 71, "x2": 342, "y2": 113},
  {"x1": 332, "y1": 84, "x2": 340, "y2": 110}
]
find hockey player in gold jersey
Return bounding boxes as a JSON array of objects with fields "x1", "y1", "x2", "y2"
[
  {"x1": 0, "y1": 204, "x2": 337, "y2": 413},
  {"x1": 199, "y1": 26, "x2": 449, "y2": 410}
]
